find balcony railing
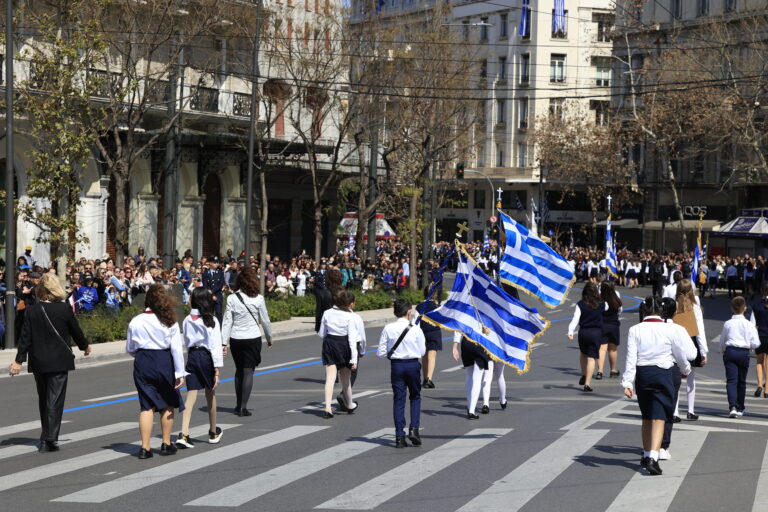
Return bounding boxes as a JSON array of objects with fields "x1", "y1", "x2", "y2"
[
  {"x1": 190, "y1": 86, "x2": 219, "y2": 113},
  {"x1": 232, "y1": 92, "x2": 253, "y2": 117}
]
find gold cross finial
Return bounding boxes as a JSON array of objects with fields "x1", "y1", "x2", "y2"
[{"x1": 455, "y1": 222, "x2": 469, "y2": 239}]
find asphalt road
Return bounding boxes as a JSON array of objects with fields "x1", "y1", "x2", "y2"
[{"x1": 1, "y1": 285, "x2": 767, "y2": 512}]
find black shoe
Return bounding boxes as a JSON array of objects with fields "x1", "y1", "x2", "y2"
[
  {"x1": 640, "y1": 456, "x2": 650, "y2": 469},
  {"x1": 672, "y1": 416, "x2": 682, "y2": 423},
  {"x1": 38, "y1": 441, "x2": 59, "y2": 453},
  {"x1": 336, "y1": 393, "x2": 347, "y2": 410},
  {"x1": 500, "y1": 401, "x2": 507, "y2": 410},
  {"x1": 238, "y1": 408, "x2": 252, "y2": 417},
  {"x1": 322, "y1": 410, "x2": 334, "y2": 419},
  {"x1": 138, "y1": 447, "x2": 153, "y2": 459},
  {"x1": 233, "y1": 406, "x2": 241, "y2": 415},
  {"x1": 408, "y1": 427, "x2": 422, "y2": 447},
  {"x1": 175, "y1": 433, "x2": 194, "y2": 449},
  {"x1": 583, "y1": 385, "x2": 593, "y2": 392},
  {"x1": 424, "y1": 379, "x2": 435, "y2": 389},
  {"x1": 609, "y1": 371, "x2": 620, "y2": 378},
  {"x1": 467, "y1": 412, "x2": 480, "y2": 420},
  {"x1": 208, "y1": 427, "x2": 223, "y2": 444},
  {"x1": 595, "y1": 372, "x2": 603, "y2": 380},
  {"x1": 347, "y1": 402, "x2": 359, "y2": 415},
  {"x1": 481, "y1": 405, "x2": 490, "y2": 414},
  {"x1": 646, "y1": 458, "x2": 663, "y2": 475},
  {"x1": 395, "y1": 436, "x2": 408, "y2": 448},
  {"x1": 756, "y1": 387, "x2": 764, "y2": 397},
  {"x1": 579, "y1": 375, "x2": 586, "y2": 386},
  {"x1": 687, "y1": 412, "x2": 699, "y2": 421},
  {"x1": 160, "y1": 442, "x2": 178, "y2": 456}
]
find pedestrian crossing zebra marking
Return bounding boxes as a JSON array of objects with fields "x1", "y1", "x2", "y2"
[
  {"x1": 53, "y1": 425, "x2": 327, "y2": 503},
  {"x1": 559, "y1": 399, "x2": 630, "y2": 431},
  {"x1": 185, "y1": 428, "x2": 392, "y2": 507},
  {"x1": 605, "y1": 431, "x2": 708, "y2": 512},
  {"x1": 620, "y1": 411, "x2": 768, "y2": 428},
  {"x1": 315, "y1": 428, "x2": 512, "y2": 510},
  {"x1": 286, "y1": 390, "x2": 384, "y2": 412},
  {"x1": 0, "y1": 423, "x2": 241, "y2": 493},
  {"x1": 456, "y1": 428, "x2": 610, "y2": 512},
  {"x1": 0, "y1": 420, "x2": 70, "y2": 438},
  {"x1": 595, "y1": 416, "x2": 759, "y2": 433},
  {"x1": 751, "y1": 438, "x2": 768, "y2": 512},
  {"x1": 0, "y1": 422, "x2": 135, "y2": 461}
]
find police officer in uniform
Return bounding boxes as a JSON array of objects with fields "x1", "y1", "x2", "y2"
[{"x1": 202, "y1": 256, "x2": 225, "y2": 323}]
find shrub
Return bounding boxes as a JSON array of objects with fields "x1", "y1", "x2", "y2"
[{"x1": 77, "y1": 305, "x2": 142, "y2": 344}]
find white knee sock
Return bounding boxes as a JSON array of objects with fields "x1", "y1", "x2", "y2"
[
  {"x1": 494, "y1": 363, "x2": 507, "y2": 404},
  {"x1": 466, "y1": 364, "x2": 484, "y2": 413},
  {"x1": 687, "y1": 370, "x2": 696, "y2": 414},
  {"x1": 674, "y1": 396, "x2": 680, "y2": 418},
  {"x1": 481, "y1": 364, "x2": 492, "y2": 406}
]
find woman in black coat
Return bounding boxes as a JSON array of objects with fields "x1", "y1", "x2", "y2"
[{"x1": 8, "y1": 273, "x2": 90, "y2": 452}]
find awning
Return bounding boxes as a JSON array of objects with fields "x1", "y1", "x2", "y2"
[
  {"x1": 336, "y1": 212, "x2": 398, "y2": 239},
  {"x1": 596, "y1": 219, "x2": 640, "y2": 229},
  {"x1": 711, "y1": 216, "x2": 768, "y2": 238},
  {"x1": 639, "y1": 220, "x2": 722, "y2": 231}
]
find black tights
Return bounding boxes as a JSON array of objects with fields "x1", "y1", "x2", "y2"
[{"x1": 234, "y1": 367, "x2": 254, "y2": 410}]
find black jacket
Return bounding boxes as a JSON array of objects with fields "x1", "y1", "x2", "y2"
[
  {"x1": 314, "y1": 287, "x2": 333, "y2": 333},
  {"x1": 15, "y1": 302, "x2": 89, "y2": 373}
]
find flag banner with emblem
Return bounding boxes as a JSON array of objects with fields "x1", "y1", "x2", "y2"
[
  {"x1": 483, "y1": 232, "x2": 490, "y2": 252},
  {"x1": 606, "y1": 214, "x2": 617, "y2": 278},
  {"x1": 519, "y1": 0, "x2": 530, "y2": 36},
  {"x1": 423, "y1": 246, "x2": 549, "y2": 373},
  {"x1": 691, "y1": 216, "x2": 703, "y2": 284},
  {"x1": 498, "y1": 210, "x2": 575, "y2": 308}
]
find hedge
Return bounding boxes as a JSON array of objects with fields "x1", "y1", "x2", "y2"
[{"x1": 78, "y1": 289, "x2": 436, "y2": 343}]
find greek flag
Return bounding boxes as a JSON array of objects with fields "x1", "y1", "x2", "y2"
[
  {"x1": 483, "y1": 232, "x2": 490, "y2": 252},
  {"x1": 348, "y1": 234, "x2": 355, "y2": 251},
  {"x1": 691, "y1": 217, "x2": 703, "y2": 283},
  {"x1": 519, "y1": 0, "x2": 530, "y2": 36},
  {"x1": 553, "y1": 0, "x2": 566, "y2": 34},
  {"x1": 498, "y1": 210, "x2": 575, "y2": 308},
  {"x1": 606, "y1": 215, "x2": 617, "y2": 278},
  {"x1": 423, "y1": 246, "x2": 549, "y2": 373}
]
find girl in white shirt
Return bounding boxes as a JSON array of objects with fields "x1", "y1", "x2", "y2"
[
  {"x1": 176, "y1": 288, "x2": 224, "y2": 449},
  {"x1": 125, "y1": 285, "x2": 185, "y2": 459},
  {"x1": 673, "y1": 280, "x2": 708, "y2": 420},
  {"x1": 318, "y1": 290, "x2": 360, "y2": 418}
]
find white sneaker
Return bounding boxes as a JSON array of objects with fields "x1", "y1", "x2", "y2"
[
  {"x1": 729, "y1": 408, "x2": 738, "y2": 418},
  {"x1": 737, "y1": 409, "x2": 745, "y2": 417},
  {"x1": 659, "y1": 448, "x2": 671, "y2": 460}
]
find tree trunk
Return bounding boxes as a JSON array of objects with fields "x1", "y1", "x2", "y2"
[
  {"x1": 313, "y1": 202, "x2": 323, "y2": 264},
  {"x1": 591, "y1": 208, "x2": 598, "y2": 250},
  {"x1": 113, "y1": 165, "x2": 130, "y2": 265},
  {"x1": 258, "y1": 167, "x2": 268, "y2": 293},
  {"x1": 355, "y1": 165, "x2": 368, "y2": 264},
  {"x1": 409, "y1": 191, "x2": 419, "y2": 291},
  {"x1": 663, "y1": 153, "x2": 688, "y2": 250}
]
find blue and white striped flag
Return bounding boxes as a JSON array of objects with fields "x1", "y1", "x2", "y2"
[
  {"x1": 519, "y1": 0, "x2": 530, "y2": 36},
  {"x1": 423, "y1": 246, "x2": 549, "y2": 373},
  {"x1": 606, "y1": 214, "x2": 617, "y2": 278},
  {"x1": 348, "y1": 234, "x2": 355, "y2": 251},
  {"x1": 498, "y1": 210, "x2": 575, "y2": 308},
  {"x1": 483, "y1": 232, "x2": 490, "y2": 252},
  {"x1": 691, "y1": 216, "x2": 703, "y2": 283},
  {"x1": 553, "y1": 0, "x2": 566, "y2": 34}
]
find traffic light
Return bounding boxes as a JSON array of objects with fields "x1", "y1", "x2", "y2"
[
  {"x1": 490, "y1": 225, "x2": 500, "y2": 239},
  {"x1": 456, "y1": 162, "x2": 465, "y2": 180}
]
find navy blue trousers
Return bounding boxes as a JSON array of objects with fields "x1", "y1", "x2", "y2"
[
  {"x1": 662, "y1": 367, "x2": 682, "y2": 450},
  {"x1": 724, "y1": 346, "x2": 750, "y2": 411},
  {"x1": 390, "y1": 359, "x2": 421, "y2": 437}
]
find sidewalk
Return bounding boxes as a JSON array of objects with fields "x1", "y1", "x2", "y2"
[{"x1": 0, "y1": 307, "x2": 396, "y2": 375}]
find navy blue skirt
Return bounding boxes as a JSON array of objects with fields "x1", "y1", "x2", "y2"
[
  {"x1": 425, "y1": 332, "x2": 443, "y2": 352},
  {"x1": 578, "y1": 327, "x2": 602, "y2": 358},
  {"x1": 461, "y1": 338, "x2": 490, "y2": 370},
  {"x1": 602, "y1": 323, "x2": 621, "y2": 346},
  {"x1": 186, "y1": 347, "x2": 215, "y2": 391},
  {"x1": 323, "y1": 334, "x2": 352, "y2": 369},
  {"x1": 133, "y1": 349, "x2": 184, "y2": 412},
  {"x1": 635, "y1": 365, "x2": 675, "y2": 421}
]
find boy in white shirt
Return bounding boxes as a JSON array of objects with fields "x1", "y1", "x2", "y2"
[{"x1": 720, "y1": 296, "x2": 761, "y2": 417}]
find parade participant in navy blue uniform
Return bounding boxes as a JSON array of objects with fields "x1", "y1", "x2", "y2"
[
  {"x1": 202, "y1": 255, "x2": 225, "y2": 323},
  {"x1": 176, "y1": 288, "x2": 224, "y2": 449},
  {"x1": 597, "y1": 281, "x2": 623, "y2": 379},
  {"x1": 453, "y1": 331, "x2": 491, "y2": 419},
  {"x1": 567, "y1": 282, "x2": 604, "y2": 392},
  {"x1": 417, "y1": 286, "x2": 442, "y2": 389},
  {"x1": 378, "y1": 298, "x2": 426, "y2": 448},
  {"x1": 720, "y1": 296, "x2": 761, "y2": 417},
  {"x1": 622, "y1": 296, "x2": 695, "y2": 475},
  {"x1": 126, "y1": 284, "x2": 186, "y2": 459},
  {"x1": 750, "y1": 282, "x2": 768, "y2": 398},
  {"x1": 318, "y1": 290, "x2": 361, "y2": 418}
]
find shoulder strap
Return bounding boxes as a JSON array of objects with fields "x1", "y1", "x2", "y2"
[
  {"x1": 387, "y1": 324, "x2": 412, "y2": 360},
  {"x1": 236, "y1": 292, "x2": 261, "y2": 327},
  {"x1": 40, "y1": 304, "x2": 74, "y2": 354}
]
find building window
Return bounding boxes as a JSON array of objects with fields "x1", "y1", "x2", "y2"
[
  {"x1": 697, "y1": 0, "x2": 708, "y2": 16},
  {"x1": 518, "y1": 143, "x2": 528, "y2": 167},
  {"x1": 499, "y1": 56, "x2": 507, "y2": 80},
  {"x1": 480, "y1": 59, "x2": 487, "y2": 78},
  {"x1": 591, "y1": 100, "x2": 609, "y2": 126},
  {"x1": 480, "y1": 18, "x2": 489, "y2": 41},
  {"x1": 462, "y1": 20, "x2": 470, "y2": 40},
  {"x1": 520, "y1": 53, "x2": 530, "y2": 84},
  {"x1": 500, "y1": 13, "x2": 508, "y2": 38},
  {"x1": 550, "y1": 54, "x2": 566, "y2": 83},
  {"x1": 549, "y1": 98, "x2": 564, "y2": 120},
  {"x1": 594, "y1": 14, "x2": 612, "y2": 41},
  {"x1": 671, "y1": 0, "x2": 682, "y2": 18},
  {"x1": 518, "y1": 97, "x2": 529, "y2": 129},
  {"x1": 497, "y1": 144, "x2": 505, "y2": 167},
  {"x1": 477, "y1": 146, "x2": 485, "y2": 167},
  {"x1": 521, "y1": 8, "x2": 531, "y2": 39},
  {"x1": 552, "y1": 9, "x2": 568, "y2": 38},
  {"x1": 595, "y1": 58, "x2": 611, "y2": 86},
  {"x1": 724, "y1": 0, "x2": 735, "y2": 11},
  {"x1": 497, "y1": 99, "x2": 506, "y2": 124},
  {"x1": 474, "y1": 189, "x2": 486, "y2": 208}
]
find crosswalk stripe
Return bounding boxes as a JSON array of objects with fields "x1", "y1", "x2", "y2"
[
  {"x1": 186, "y1": 428, "x2": 392, "y2": 507},
  {"x1": 315, "y1": 428, "x2": 511, "y2": 510},
  {"x1": 621, "y1": 411, "x2": 768, "y2": 427},
  {"x1": 605, "y1": 430, "x2": 708, "y2": 511},
  {"x1": 53, "y1": 425, "x2": 327, "y2": 503},
  {"x1": 559, "y1": 399, "x2": 629, "y2": 431},
  {"x1": 441, "y1": 365, "x2": 464, "y2": 373},
  {"x1": 0, "y1": 420, "x2": 69, "y2": 438},
  {"x1": 596, "y1": 416, "x2": 758, "y2": 433},
  {"x1": 82, "y1": 391, "x2": 138, "y2": 402},
  {"x1": 0, "y1": 422, "x2": 135, "y2": 461},
  {"x1": 456, "y1": 428, "x2": 609, "y2": 512},
  {"x1": 751, "y1": 439, "x2": 768, "y2": 512},
  {"x1": 286, "y1": 390, "x2": 384, "y2": 412},
  {"x1": 0, "y1": 423, "x2": 241, "y2": 493}
]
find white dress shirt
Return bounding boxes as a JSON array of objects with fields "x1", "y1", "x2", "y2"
[
  {"x1": 126, "y1": 311, "x2": 186, "y2": 379},
  {"x1": 621, "y1": 316, "x2": 696, "y2": 389},
  {"x1": 377, "y1": 317, "x2": 426, "y2": 360},
  {"x1": 720, "y1": 314, "x2": 761, "y2": 352},
  {"x1": 318, "y1": 307, "x2": 361, "y2": 364},
  {"x1": 692, "y1": 303, "x2": 708, "y2": 356},
  {"x1": 183, "y1": 310, "x2": 224, "y2": 368},
  {"x1": 350, "y1": 312, "x2": 367, "y2": 353},
  {"x1": 221, "y1": 293, "x2": 272, "y2": 344}
]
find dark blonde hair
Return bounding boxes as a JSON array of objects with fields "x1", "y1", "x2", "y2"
[
  {"x1": 36, "y1": 273, "x2": 67, "y2": 302},
  {"x1": 676, "y1": 279, "x2": 696, "y2": 314},
  {"x1": 731, "y1": 296, "x2": 747, "y2": 315}
]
